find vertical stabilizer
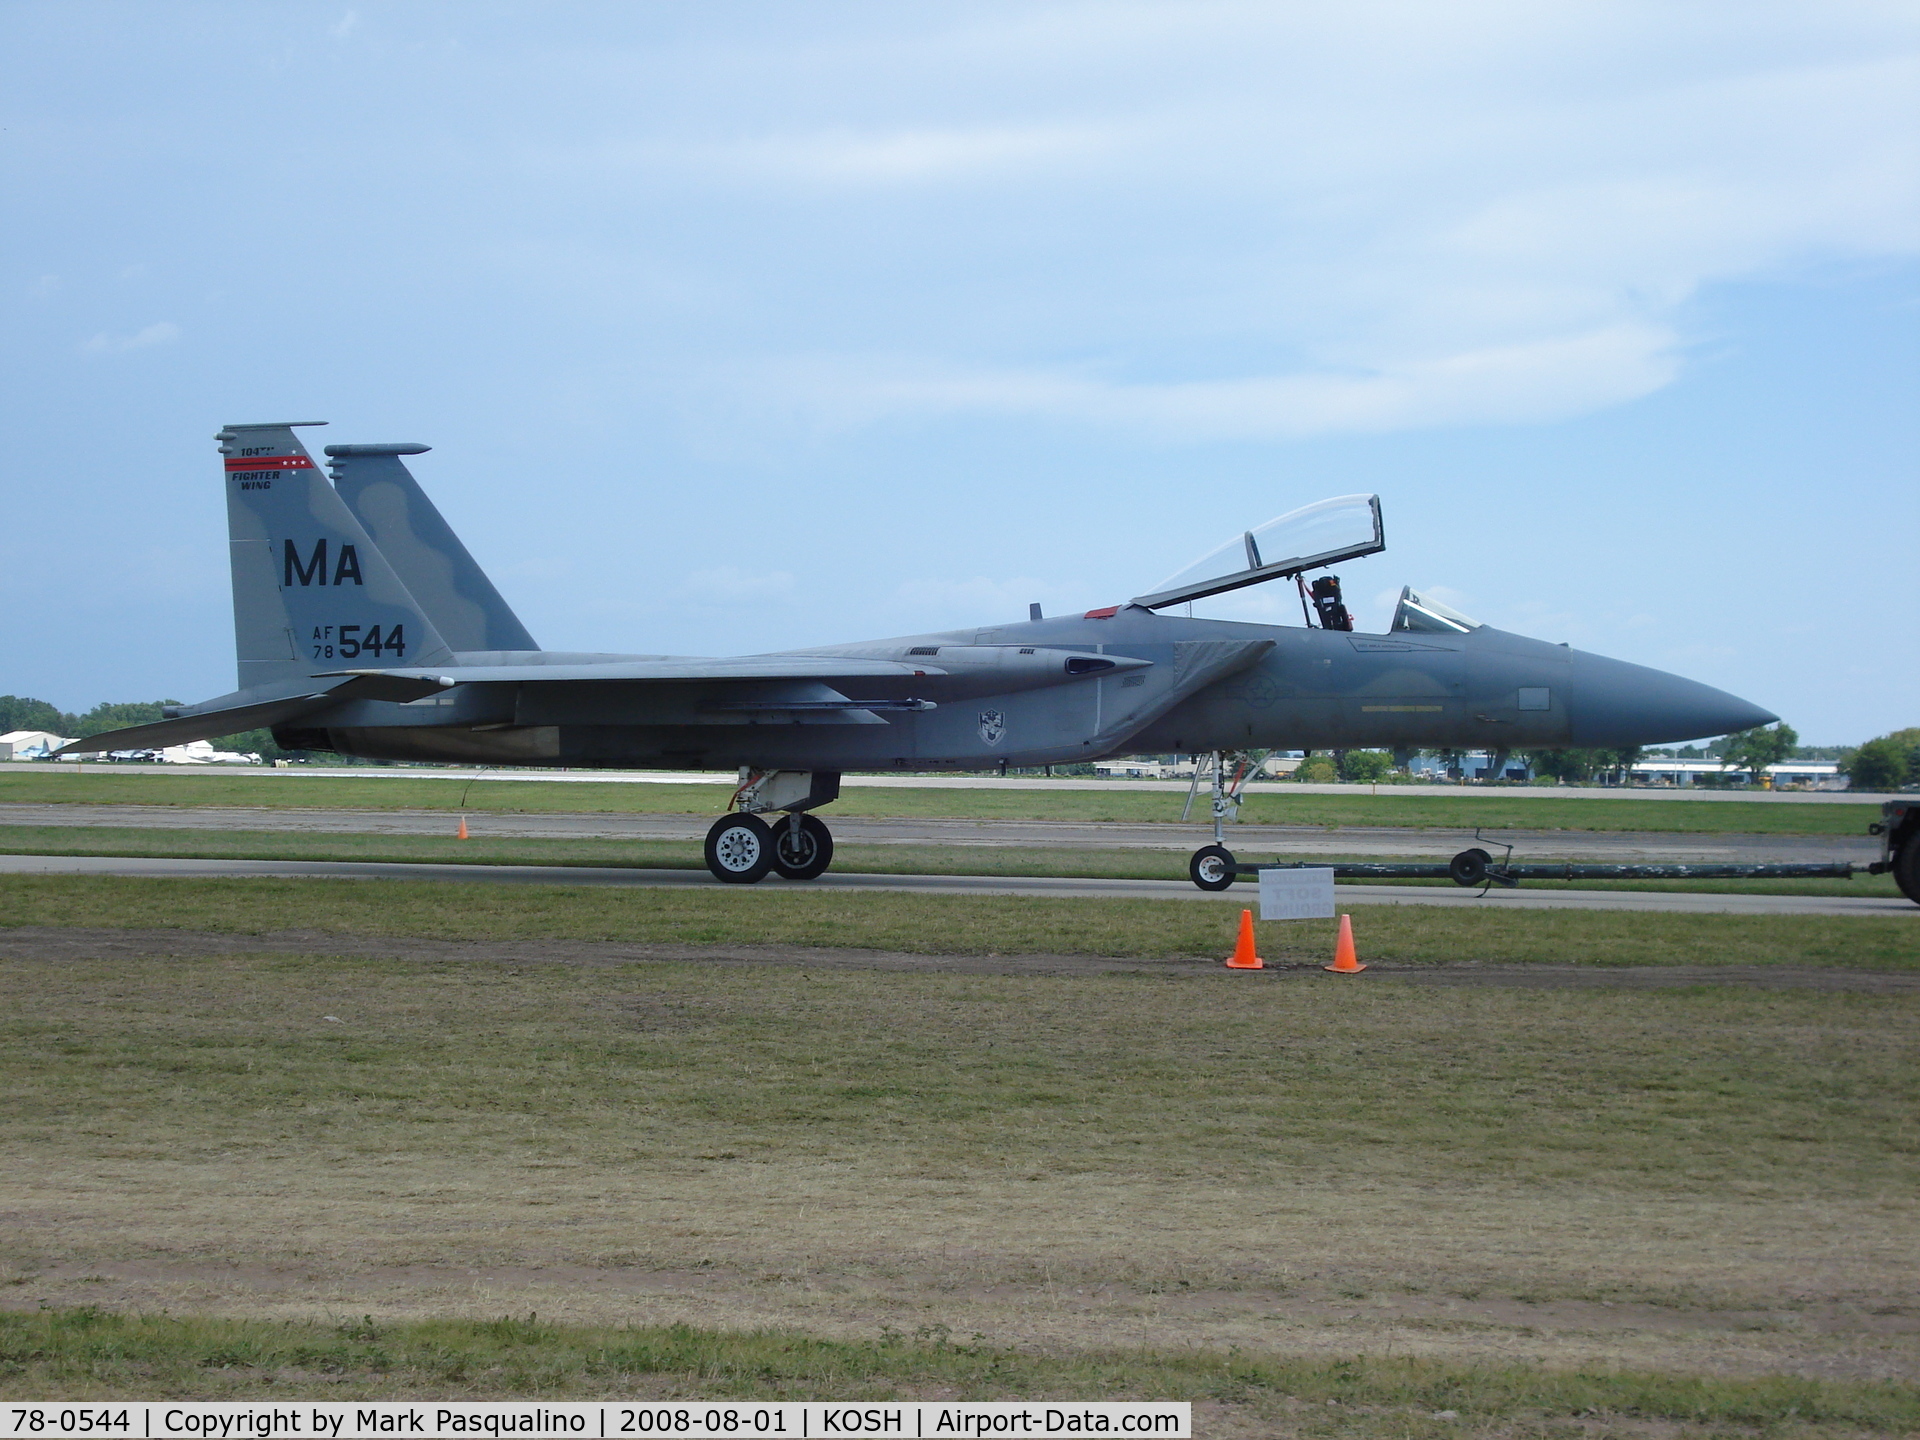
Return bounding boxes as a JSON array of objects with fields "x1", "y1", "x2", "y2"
[
  {"x1": 325, "y1": 444, "x2": 538, "y2": 652},
  {"x1": 218, "y1": 423, "x2": 456, "y2": 691}
]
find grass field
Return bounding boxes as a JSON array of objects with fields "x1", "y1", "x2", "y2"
[
  {"x1": 4, "y1": 874, "x2": 1918, "y2": 1421},
  {"x1": 0, "y1": 770, "x2": 1881, "y2": 835},
  {"x1": 7, "y1": 1313, "x2": 1919, "y2": 1439},
  {"x1": 3, "y1": 874, "x2": 1917, "y2": 967},
  {"x1": 2, "y1": 935, "x2": 1917, "y2": 1417},
  {"x1": 0, "y1": 823, "x2": 1902, "y2": 898}
]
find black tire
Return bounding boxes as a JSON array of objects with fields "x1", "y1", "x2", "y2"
[
  {"x1": 1449, "y1": 847, "x2": 1492, "y2": 886},
  {"x1": 1894, "y1": 842, "x2": 1920, "y2": 906},
  {"x1": 771, "y1": 813, "x2": 834, "y2": 880},
  {"x1": 1190, "y1": 845, "x2": 1237, "y2": 891},
  {"x1": 704, "y1": 813, "x2": 774, "y2": 884}
]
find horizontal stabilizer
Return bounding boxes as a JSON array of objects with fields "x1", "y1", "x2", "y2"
[
  {"x1": 54, "y1": 694, "x2": 333, "y2": 756},
  {"x1": 51, "y1": 668, "x2": 458, "y2": 756}
]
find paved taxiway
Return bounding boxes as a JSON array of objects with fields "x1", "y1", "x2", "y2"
[
  {"x1": 0, "y1": 802, "x2": 1879, "y2": 864},
  {"x1": 3, "y1": 852, "x2": 1909, "y2": 916},
  {"x1": 8, "y1": 759, "x2": 1901, "y2": 803}
]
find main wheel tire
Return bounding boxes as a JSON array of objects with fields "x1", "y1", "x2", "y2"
[
  {"x1": 1893, "y1": 842, "x2": 1920, "y2": 906},
  {"x1": 704, "y1": 813, "x2": 774, "y2": 884},
  {"x1": 771, "y1": 813, "x2": 834, "y2": 880},
  {"x1": 1190, "y1": 844, "x2": 1237, "y2": 891},
  {"x1": 1449, "y1": 847, "x2": 1492, "y2": 886}
]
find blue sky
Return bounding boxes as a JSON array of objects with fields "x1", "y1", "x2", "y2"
[{"x1": 3, "y1": 1, "x2": 1915, "y2": 743}]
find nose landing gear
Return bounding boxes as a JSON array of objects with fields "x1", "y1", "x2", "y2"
[
  {"x1": 1184, "y1": 749, "x2": 1261, "y2": 890},
  {"x1": 703, "y1": 769, "x2": 841, "y2": 884}
]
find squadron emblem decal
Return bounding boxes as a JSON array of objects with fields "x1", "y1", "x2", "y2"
[{"x1": 978, "y1": 709, "x2": 1006, "y2": 746}]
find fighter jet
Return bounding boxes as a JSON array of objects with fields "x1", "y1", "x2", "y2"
[{"x1": 63, "y1": 421, "x2": 1777, "y2": 886}]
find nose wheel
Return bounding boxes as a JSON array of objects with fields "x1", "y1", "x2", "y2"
[{"x1": 1190, "y1": 844, "x2": 1237, "y2": 891}]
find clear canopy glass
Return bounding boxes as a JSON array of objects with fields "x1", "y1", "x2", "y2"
[
  {"x1": 1133, "y1": 494, "x2": 1384, "y2": 609},
  {"x1": 1390, "y1": 587, "x2": 1481, "y2": 634}
]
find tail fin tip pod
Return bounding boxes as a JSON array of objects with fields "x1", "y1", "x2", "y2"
[
  {"x1": 219, "y1": 422, "x2": 456, "y2": 692},
  {"x1": 325, "y1": 443, "x2": 539, "y2": 653}
]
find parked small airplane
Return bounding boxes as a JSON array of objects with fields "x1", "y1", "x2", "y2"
[{"x1": 63, "y1": 421, "x2": 1776, "y2": 885}]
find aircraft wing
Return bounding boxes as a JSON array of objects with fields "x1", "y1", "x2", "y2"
[
  {"x1": 57, "y1": 658, "x2": 948, "y2": 758},
  {"x1": 316, "y1": 656, "x2": 948, "y2": 685}
]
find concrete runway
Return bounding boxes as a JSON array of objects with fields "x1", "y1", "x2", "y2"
[
  {"x1": 4, "y1": 852, "x2": 1911, "y2": 916},
  {"x1": 0, "y1": 802, "x2": 1880, "y2": 864}
]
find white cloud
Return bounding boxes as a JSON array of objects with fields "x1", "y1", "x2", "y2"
[
  {"x1": 766, "y1": 322, "x2": 1680, "y2": 439},
  {"x1": 620, "y1": 3, "x2": 1919, "y2": 438},
  {"x1": 79, "y1": 322, "x2": 180, "y2": 356}
]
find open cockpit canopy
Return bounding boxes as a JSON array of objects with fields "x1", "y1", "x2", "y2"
[
  {"x1": 1390, "y1": 587, "x2": 1481, "y2": 634},
  {"x1": 1132, "y1": 494, "x2": 1384, "y2": 610}
]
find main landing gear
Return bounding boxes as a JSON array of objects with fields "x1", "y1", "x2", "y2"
[{"x1": 703, "y1": 770, "x2": 840, "y2": 884}]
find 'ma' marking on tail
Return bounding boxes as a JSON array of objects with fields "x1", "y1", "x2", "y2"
[
  {"x1": 282, "y1": 538, "x2": 363, "y2": 587},
  {"x1": 217, "y1": 421, "x2": 453, "y2": 690}
]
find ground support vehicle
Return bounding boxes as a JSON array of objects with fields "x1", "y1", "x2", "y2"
[{"x1": 1868, "y1": 799, "x2": 1920, "y2": 904}]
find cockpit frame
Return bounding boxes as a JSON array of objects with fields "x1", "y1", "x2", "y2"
[{"x1": 1131, "y1": 494, "x2": 1385, "y2": 610}]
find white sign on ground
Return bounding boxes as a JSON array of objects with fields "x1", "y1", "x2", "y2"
[{"x1": 1260, "y1": 866, "x2": 1335, "y2": 919}]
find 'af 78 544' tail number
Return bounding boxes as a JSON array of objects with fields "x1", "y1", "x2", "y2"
[{"x1": 310, "y1": 624, "x2": 407, "y2": 661}]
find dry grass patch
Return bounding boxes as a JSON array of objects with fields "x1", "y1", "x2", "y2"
[{"x1": 3, "y1": 947, "x2": 1916, "y2": 1382}]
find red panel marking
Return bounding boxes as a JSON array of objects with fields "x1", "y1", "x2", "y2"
[
  {"x1": 1083, "y1": 605, "x2": 1120, "y2": 619},
  {"x1": 224, "y1": 455, "x2": 315, "y2": 472}
]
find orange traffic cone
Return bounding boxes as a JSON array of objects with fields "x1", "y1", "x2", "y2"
[
  {"x1": 1224, "y1": 909, "x2": 1264, "y2": 969},
  {"x1": 456, "y1": 815, "x2": 470, "y2": 840},
  {"x1": 1324, "y1": 913, "x2": 1365, "y2": 973}
]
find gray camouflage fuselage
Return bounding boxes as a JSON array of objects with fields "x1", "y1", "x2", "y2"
[
  {"x1": 68, "y1": 420, "x2": 1776, "y2": 774},
  {"x1": 286, "y1": 610, "x2": 1770, "y2": 771}
]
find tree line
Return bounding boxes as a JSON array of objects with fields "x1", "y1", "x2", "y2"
[
  {"x1": 0, "y1": 695, "x2": 303, "y2": 761},
  {"x1": 1296, "y1": 722, "x2": 1915, "y2": 789}
]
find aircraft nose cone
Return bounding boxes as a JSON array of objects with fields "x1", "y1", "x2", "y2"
[{"x1": 1565, "y1": 651, "x2": 1776, "y2": 747}]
